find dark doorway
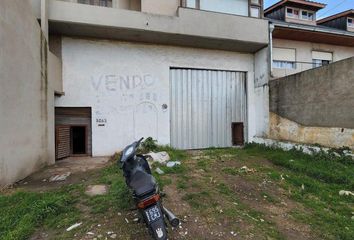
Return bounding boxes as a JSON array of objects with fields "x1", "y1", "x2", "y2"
[
  {"x1": 55, "y1": 107, "x2": 92, "y2": 160},
  {"x1": 71, "y1": 126, "x2": 87, "y2": 154},
  {"x1": 232, "y1": 122, "x2": 244, "y2": 146}
]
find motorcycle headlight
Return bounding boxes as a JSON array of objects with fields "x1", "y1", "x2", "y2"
[{"x1": 125, "y1": 146, "x2": 134, "y2": 157}]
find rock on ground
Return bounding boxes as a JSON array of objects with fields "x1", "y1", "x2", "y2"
[
  {"x1": 145, "y1": 152, "x2": 170, "y2": 164},
  {"x1": 85, "y1": 185, "x2": 108, "y2": 196}
]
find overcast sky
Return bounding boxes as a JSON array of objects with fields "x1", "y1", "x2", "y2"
[{"x1": 264, "y1": 0, "x2": 354, "y2": 19}]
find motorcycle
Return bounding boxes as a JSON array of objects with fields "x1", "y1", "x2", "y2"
[{"x1": 119, "y1": 138, "x2": 180, "y2": 240}]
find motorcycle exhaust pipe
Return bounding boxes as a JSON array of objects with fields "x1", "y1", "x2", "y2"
[{"x1": 163, "y1": 207, "x2": 180, "y2": 227}]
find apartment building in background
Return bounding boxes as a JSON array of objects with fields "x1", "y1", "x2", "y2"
[
  {"x1": 265, "y1": 0, "x2": 354, "y2": 79},
  {"x1": 318, "y1": 9, "x2": 354, "y2": 32},
  {"x1": 1, "y1": 0, "x2": 270, "y2": 187}
]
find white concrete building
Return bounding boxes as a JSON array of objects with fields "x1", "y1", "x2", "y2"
[
  {"x1": 33, "y1": 0, "x2": 270, "y2": 158},
  {"x1": 1, "y1": 0, "x2": 270, "y2": 187}
]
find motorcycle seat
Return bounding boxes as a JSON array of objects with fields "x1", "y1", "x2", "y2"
[{"x1": 129, "y1": 170, "x2": 156, "y2": 197}]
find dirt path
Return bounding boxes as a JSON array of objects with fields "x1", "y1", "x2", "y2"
[
  {"x1": 163, "y1": 177, "x2": 255, "y2": 239},
  {"x1": 10, "y1": 156, "x2": 111, "y2": 192},
  {"x1": 207, "y1": 153, "x2": 316, "y2": 240}
]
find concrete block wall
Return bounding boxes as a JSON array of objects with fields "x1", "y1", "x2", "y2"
[{"x1": 269, "y1": 57, "x2": 354, "y2": 149}]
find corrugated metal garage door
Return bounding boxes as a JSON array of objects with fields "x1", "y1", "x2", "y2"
[{"x1": 170, "y1": 68, "x2": 247, "y2": 149}]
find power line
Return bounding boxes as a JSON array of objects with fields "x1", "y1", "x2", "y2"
[{"x1": 318, "y1": 0, "x2": 349, "y2": 18}]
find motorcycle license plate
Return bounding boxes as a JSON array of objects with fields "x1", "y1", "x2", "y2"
[{"x1": 144, "y1": 205, "x2": 162, "y2": 224}]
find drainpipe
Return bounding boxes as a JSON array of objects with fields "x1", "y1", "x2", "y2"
[
  {"x1": 40, "y1": 0, "x2": 49, "y2": 41},
  {"x1": 269, "y1": 23, "x2": 275, "y2": 79}
]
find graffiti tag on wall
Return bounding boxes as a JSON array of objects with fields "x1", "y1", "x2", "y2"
[
  {"x1": 91, "y1": 74, "x2": 155, "y2": 91},
  {"x1": 91, "y1": 73, "x2": 161, "y2": 140}
]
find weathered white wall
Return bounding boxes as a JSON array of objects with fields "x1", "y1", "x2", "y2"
[
  {"x1": 56, "y1": 37, "x2": 267, "y2": 156},
  {"x1": 0, "y1": 0, "x2": 54, "y2": 187},
  {"x1": 272, "y1": 38, "x2": 354, "y2": 79},
  {"x1": 254, "y1": 46, "x2": 270, "y2": 137},
  {"x1": 141, "y1": 0, "x2": 179, "y2": 16},
  {"x1": 49, "y1": 51, "x2": 63, "y2": 93}
]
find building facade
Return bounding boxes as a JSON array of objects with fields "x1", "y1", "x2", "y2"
[
  {"x1": 265, "y1": 0, "x2": 354, "y2": 79},
  {"x1": 29, "y1": 0, "x2": 270, "y2": 158},
  {"x1": 0, "y1": 0, "x2": 61, "y2": 187},
  {"x1": 2, "y1": 0, "x2": 354, "y2": 187}
]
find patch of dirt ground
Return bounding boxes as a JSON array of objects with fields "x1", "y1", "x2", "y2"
[
  {"x1": 8, "y1": 151, "x2": 321, "y2": 240},
  {"x1": 10, "y1": 156, "x2": 111, "y2": 192}
]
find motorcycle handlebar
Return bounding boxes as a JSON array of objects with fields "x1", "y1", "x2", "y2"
[{"x1": 137, "y1": 137, "x2": 144, "y2": 146}]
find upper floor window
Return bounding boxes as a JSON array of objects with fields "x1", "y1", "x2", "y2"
[
  {"x1": 348, "y1": 18, "x2": 354, "y2": 28},
  {"x1": 286, "y1": 7, "x2": 314, "y2": 21},
  {"x1": 273, "y1": 60, "x2": 296, "y2": 69},
  {"x1": 301, "y1": 10, "x2": 314, "y2": 21},
  {"x1": 77, "y1": 0, "x2": 112, "y2": 7},
  {"x1": 312, "y1": 51, "x2": 332, "y2": 68},
  {"x1": 250, "y1": 0, "x2": 262, "y2": 18},
  {"x1": 273, "y1": 47, "x2": 296, "y2": 69},
  {"x1": 184, "y1": 0, "x2": 251, "y2": 17},
  {"x1": 312, "y1": 59, "x2": 330, "y2": 68},
  {"x1": 286, "y1": 7, "x2": 299, "y2": 18},
  {"x1": 250, "y1": 6, "x2": 260, "y2": 18}
]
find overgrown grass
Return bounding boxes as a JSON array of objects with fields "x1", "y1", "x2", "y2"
[
  {"x1": 0, "y1": 153, "x2": 132, "y2": 240},
  {"x1": 222, "y1": 167, "x2": 239, "y2": 175},
  {"x1": 2, "y1": 143, "x2": 353, "y2": 239},
  {"x1": 0, "y1": 189, "x2": 79, "y2": 240},
  {"x1": 245, "y1": 143, "x2": 354, "y2": 186},
  {"x1": 244, "y1": 143, "x2": 354, "y2": 240},
  {"x1": 85, "y1": 164, "x2": 133, "y2": 213}
]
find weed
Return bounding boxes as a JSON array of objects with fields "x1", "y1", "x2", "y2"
[
  {"x1": 182, "y1": 191, "x2": 210, "y2": 209},
  {"x1": 261, "y1": 192, "x2": 279, "y2": 204},
  {"x1": 0, "y1": 191, "x2": 78, "y2": 240},
  {"x1": 156, "y1": 145, "x2": 188, "y2": 162},
  {"x1": 196, "y1": 159, "x2": 211, "y2": 171},
  {"x1": 244, "y1": 143, "x2": 354, "y2": 239},
  {"x1": 217, "y1": 183, "x2": 233, "y2": 196},
  {"x1": 222, "y1": 167, "x2": 239, "y2": 175},
  {"x1": 177, "y1": 179, "x2": 188, "y2": 190},
  {"x1": 86, "y1": 165, "x2": 133, "y2": 213},
  {"x1": 140, "y1": 137, "x2": 158, "y2": 153}
]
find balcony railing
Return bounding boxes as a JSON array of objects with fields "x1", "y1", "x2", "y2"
[
  {"x1": 181, "y1": 0, "x2": 263, "y2": 18},
  {"x1": 62, "y1": 0, "x2": 264, "y2": 18}
]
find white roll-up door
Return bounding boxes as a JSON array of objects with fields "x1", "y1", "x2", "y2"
[
  {"x1": 312, "y1": 51, "x2": 333, "y2": 61},
  {"x1": 273, "y1": 48, "x2": 296, "y2": 62},
  {"x1": 170, "y1": 68, "x2": 247, "y2": 149}
]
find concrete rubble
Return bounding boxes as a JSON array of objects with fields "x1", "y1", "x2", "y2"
[
  {"x1": 166, "y1": 161, "x2": 181, "y2": 168},
  {"x1": 339, "y1": 190, "x2": 354, "y2": 196},
  {"x1": 49, "y1": 172, "x2": 71, "y2": 182},
  {"x1": 239, "y1": 166, "x2": 256, "y2": 173},
  {"x1": 155, "y1": 167, "x2": 165, "y2": 175},
  {"x1": 145, "y1": 151, "x2": 170, "y2": 164},
  {"x1": 66, "y1": 222, "x2": 82, "y2": 232}
]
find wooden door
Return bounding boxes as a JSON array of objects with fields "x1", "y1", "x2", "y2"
[
  {"x1": 55, "y1": 125, "x2": 71, "y2": 159},
  {"x1": 232, "y1": 122, "x2": 244, "y2": 146}
]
